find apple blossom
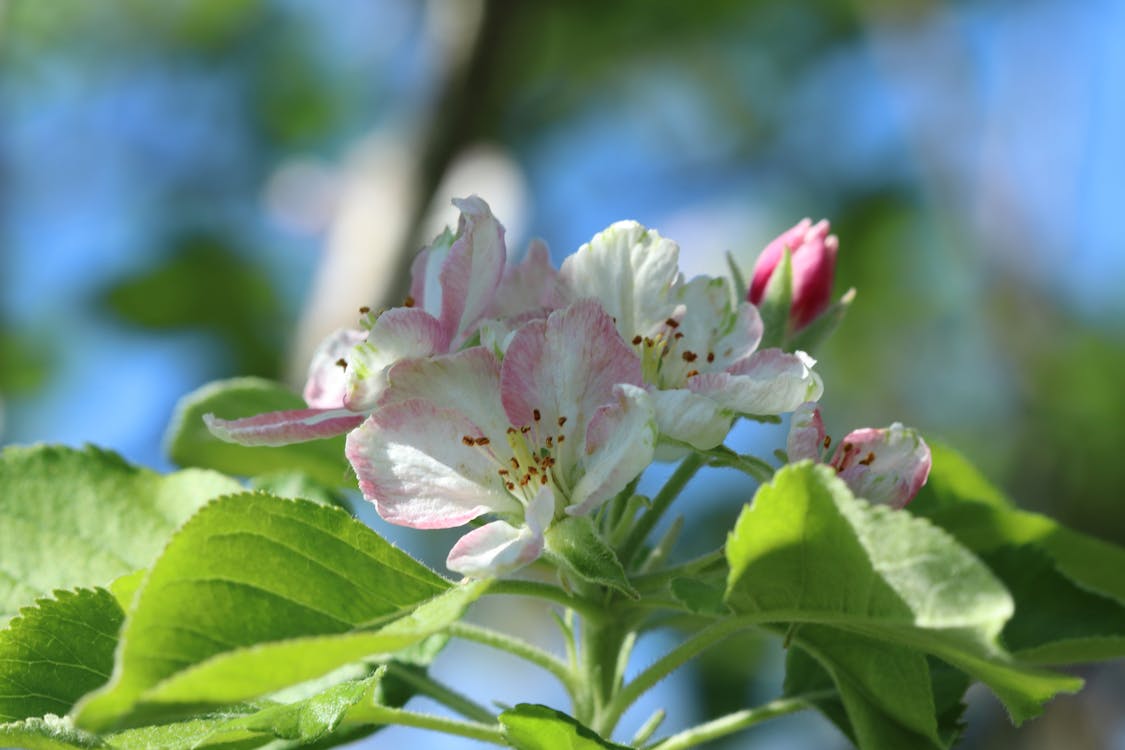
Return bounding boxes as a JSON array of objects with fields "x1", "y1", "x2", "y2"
[
  {"x1": 345, "y1": 300, "x2": 656, "y2": 576},
  {"x1": 749, "y1": 218, "x2": 838, "y2": 332},
  {"x1": 787, "y1": 401, "x2": 931, "y2": 507},
  {"x1": 560, "y1": 220, "x2": 823, "y2": 452}
]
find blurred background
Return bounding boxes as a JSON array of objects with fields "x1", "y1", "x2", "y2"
[{"x1": 2, "y1": 0, "x2": 1123, "y2": 748}]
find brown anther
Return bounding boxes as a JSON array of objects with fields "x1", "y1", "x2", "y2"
[
  {"x1": 823, "y1": 435, "x2": 832, "y2": 449},
  {"x1": 644, "y1": 337, "x2": 655, "y2": 347},
  {"x1": 673, "y1": 332, "x2": 684, "y2": 340},
  {"x1": 498, "y1": 468, "x2": 509, "y2": 476},
  {"x1": 685, "y1": 369, "x2": 700, "y2": 378},
  {"x1": 521, "y1": 425, "x2": 531, "y2": 434},
  {"x1": 510, "y1": 457, "x2": 520, "y2": 470},
  {"x1": 706, "y1": 352, "x2": 715, "y2": 363},
  {"x1": 461, "y1": 436, "x2": 475, "y2": 446},
  {"x1": 557, "y1": 434, "x2": 566, "y2": 443},
  {"x1": 542, "y1": 456, "x2": 556, "y2": 468},
  {"x1": 545, "y1": 436, "x2": 554, "y2": 448},
  {"x1": 507, "y1": 426, "x2": 517, "y2": 435},
  {"x1": 665, "y1": 317, "x2": 680, "y2": 328},
  {"x1": 540, "y1": 474, "x2": 548, "y2": 485},
  {"x1": 403, "y1": 295, "x2": 415, "y2": 308},
  {"x1": 335, "y1": 358, "x2": 347, "y2": 368},
  {"x1": 519, "y1": 475, "x2": 531, "y2": 487},
  {"x1": 359, "y1": 306, "x2": 371, "y2": 314},
  {"x1": 632, "y1": 335, "x2": 643, "y2": 346},
  {"x1": 842, "y1": 442, "x2": 854, "y2": 452},
  {"x1": 528, "y1": 466, "x2": 538, "y2": 475},
  {"x1": 682, "y1": 351, "x2": 698, "y2": 362},
  {"x1": 557, "y1": 416, "x2": 567, "y2": 427},
  {"x1": 475, "y1": 437, "x2": 491, "y2": 446},
  {"x1": 533, "y1": 408, "x2": 541, "y2": 421},
  {"x1": 506, "y1": 482, "x2": 516, "y2": 491},
  {"x1": 859, "y1": 452, "x2": 876, "y2": 466}
]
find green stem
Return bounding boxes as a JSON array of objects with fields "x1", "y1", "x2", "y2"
[
  {"x1": 383, "y1": 663, "x2": 495, "y2": 724},
  {"x1": 487, "y1": 579, "x2": 604, "y2": 621},
  {"x1": 630, "y1": 548, "x2": 726, "y2": 591},
  {"x1": 645, "y1": 691, "x2": 835, "y2": 750},
  {"x1": 601, "y1": 616, "x2": 746, "y2": 732},
  {"x1": 447, "y1": 621, "x2": 579, "y2": 698},
  {"x1": 620, "y1": 453, "x2": 705, "y2": 567},
  {"x1": 343, "y1": 704, "x2": 506, "y2": 745}
]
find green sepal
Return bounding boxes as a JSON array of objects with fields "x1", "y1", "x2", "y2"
[
  {"x1": 756, "y1": 247, "x2": 793, "y2": 350},
  {"x1": 545, "y1": 516, "x2": 638, "y2": 599},
  {"x1": 786, "y1": 287, "x2": 855, "y2": 355}
]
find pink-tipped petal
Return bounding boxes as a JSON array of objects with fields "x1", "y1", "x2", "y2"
[
  {"x1": 204, "y1": 408, "x2": 363, "y2": 447},
  {"x1": 649, "y1": 388, "x2": 733, "y2": 452},
  {"x1": 787, "y1": 402, "x2": 826, "y2": 462},
  {"x1": 344, "y1": 307, "x2": 450, "y2": 411},
  {"x1": 748, "y1": 218, "x2": 813, "y2": 304},
  {"x1": 486, "y1": 239, "x2": 564, "y2": 320},
  {"x1": 831, "y1": 424, "x2": 932, "y2": 508},
  {"x1": 559, "y1": 220, "x2": 682, "y2": 340},
  {"x1": 378, "y1": 348, "x2": 509, "y2": 441},
  {"x1": 303, "y1": 328, "x2": 366, "y2": 409},
  {"x1": 439, "y1": 196, "x2": 507, "y2": 347},
  {"x1": 446, "y1": 519, "x2": 543, "y2": 578},
  {"x1": 345, "y1": 399, "x2": 521, "y2": 529},
  {"x1": 690, "y1": 349, "x2": 823, "y2": 416},
  {"x1": 501, "y1": 300, "x2": 642, "y2": 435},
  {"x1": 567, "y1": 384, "x2": 656, "y2": 516}
]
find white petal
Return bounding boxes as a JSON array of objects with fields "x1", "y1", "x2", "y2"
[
  {"x1": 204, "y1": 408, "x2": 363, "y2": 447},
  {"x1": 559, "y1": 220, "x2": 682, "y2": 341},
  {"x1": 832, "y1": 424, "x2": 932, "y2": 508},
  {"x1": 690, "y1": 349, "x2": 823, "y2": 416},
  {"x1": 650, "y1": 388, "x2": 734, "y2": 451},
  {"x1": 786, "y1": 402, "x2": 826, "y2": 462},
  {"x1": 344, "y1": 308, "x2": 449, "y2": 411},
  {"x1": 446, "y1": 519, "x2": 543, "y2": 578},
  {"x1": 567, "y1": 384, "x2": 657, "y2": 516},
  {"x1": 303, "y1": 328, "x2": 366, "y2": 409}
]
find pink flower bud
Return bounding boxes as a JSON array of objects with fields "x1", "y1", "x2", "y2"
[{"x1": 748, "y1": 218, "x2": 838, "y2": 331}]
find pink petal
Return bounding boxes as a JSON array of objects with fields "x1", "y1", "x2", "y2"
[
  {"x1": 567, "y1": 384, "x2": 656, "y2": 516},
  {"x1": 689, "y1": 349, "x2": 823, "y2": 416},
  {"x1": 378, "y1": 348, "x2": 510, "y2": 441},
  {"x1": 439, "y1": 196, "x2": 507, "y2": 348},
  {"x1": 345, "y1": 399, "x2": 522, "y2": 529},
  {"x1": 344, "y1": 308, "x2": 450, "y2": 411},
  {"x1": 486, "y1": 239, "x2": 564, "y2": 320},
  {"x1": 501, "y1": 300, "x2": 643, "y2": 438},
  {"x1": 748, "y1": 218, "x2": 813, "y2": 304},
  {"x1": 786, "y1": 402, "x2": 826, "y2": 462},
  {"x1": 302, "y1": 328, "x2": 366, "y2": 409},
  {"x1": 446, "y1": 519, "x2": 543, "y2": 578},
  {"x1": 831, "y1": 424, "x2": 932, "y2": 508},
  {"x1": 204, "y1": 408, "x2": 363, "y2": 447}
]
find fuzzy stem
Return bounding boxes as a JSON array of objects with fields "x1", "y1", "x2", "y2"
[
  {"x1": 645, "y1": 691, "x2": 835, "y2": 750},
  {"x1": 447, "y1": 621, "x2": 579, "y2": 698},
  {"x1": 343, "y1": 704, "x2": 506, "y2": 745},
  {"x1": 620, "y1": 453, "x2": 705, "y2": 567},
  {"x1": 382, "y1": 663, "x2": 495, "y2": 724}
]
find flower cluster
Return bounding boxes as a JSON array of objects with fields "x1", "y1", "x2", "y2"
[{"x1": 206, "y1": 197, "x2": 930, "y2": 577}]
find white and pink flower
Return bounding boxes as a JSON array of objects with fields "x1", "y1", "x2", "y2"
[
  {"x1": 786, "y1": 402, "x2": 931, "y2": 508},
  {"x1": 345, "y1": 301, "x2": 656, "y2": 577}
]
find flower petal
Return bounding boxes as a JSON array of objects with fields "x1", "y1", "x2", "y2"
[
  {"x1": 831, "y1": 424, "x2": 932, "y2": 508},
  {"x1": 649, "y1": 388, "x2": 733, "y2": 452},
  {"x1": 439, "y1": 196, "x2": 507, "y2": 347},
  {"x1": 344, "y1": 308, "x2": 450, "y2": 411},
  {"x1": 567, "y1": 384, "x2": 657, "y2": 516},
  {"x1": 559, "y1": 220, "x2": 682, "y2": 340},
  {"x1": 345, "y1": 399, "x2": 521, "y2": 529},
  {"x1": 786, "y1": 401, "x2": 826, "y2": 462},
  {"x1": 486, "y1": 239, "x2": 564, "y2": 320},
  {"x1": 501, "y1": 300, "x2": 643, "y2": 445},
  {"x1": 204, "y1": 408, "x2": 363, "y2": 446},
  {"x1": 303, "y1": 328, "x2": 366, "y2": 408},
  {"x1": 378, "y1": 347, "x2": 510, "y2": 442},
  {"x1": 446, "y1": 518, "x2": 543, "y2": 578},
  {"x1": 690, "y1": 349, "x2": 823, "y2": 416}
]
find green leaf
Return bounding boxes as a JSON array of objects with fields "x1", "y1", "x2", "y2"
[
  {"x1": 544, "y1": 516, "x2": 638, "y2": 598},
  {"x1": 0, "y1": 444, "x2": 242, "y2": 619},
  {"x1": 499, "y1": 704, "x2": 629, "y2": 750},
  {"x1": 756, "y1": 246, "x2": 792, "y2": 350},
  {"x1": 165, "y1": 378, "x2": 353, "y2": 488},
  {"x1": 725, "y1": 462, "x2": 1080, "y2": 726},
  {"x1": 0, "y1": 588, "x2": 123, "y2": 722},
  {"x1": 910, "y1": 442, "x2": 1125, "y2": 662},
  {"x1": 669, "y1": 578, "x2": 728, "y2": 616},
  {"x1": 0, "y1": 716, "x2": 106, "y2": 749},
  {"x1": 247, "y1": 472, "x2": 350, "y2": 509},
  {"x1": 74, "y1": 493, "x2": 454, "y2": 730}
]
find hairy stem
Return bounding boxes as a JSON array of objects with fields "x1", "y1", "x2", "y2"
[
  {"x1": 646, "y1": 691, "x2": 835, "y2": 750},
  {"x1": 344, "y1": 704, "x2": 506, "y2": 745},
  {"x1": 447, "y1": 621, "x2": 579, "y2": 699},
  {"x1": 383, "y1": 663, "x2": 495, "y2": 724}
]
